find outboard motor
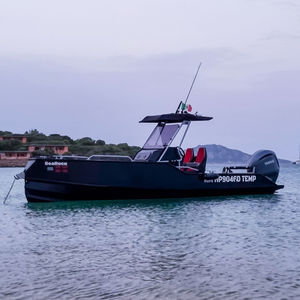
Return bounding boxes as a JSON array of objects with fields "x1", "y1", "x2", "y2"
[{"x1": 248, "y1": 150, "x2": 280, "y2": 182}]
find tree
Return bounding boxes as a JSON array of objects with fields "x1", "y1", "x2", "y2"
[
  {"x1": 0, "y1": 131, "x2": 12, "y2": 135},
  {"x1": 96, "y1": 139, "x2": 105, "y2": 145},
  {"x1": 31, "y1": 148, "x2": 55, "y2": 157},
  {"x1": 25, "y1": 129, "x2": 47, "y2": 142},
  {"x1": 0, "y1": 140, "x2": 22, "y2": 151},
  {"x1": 75, "y1": 137, "x2": 95, "y2": 146}
]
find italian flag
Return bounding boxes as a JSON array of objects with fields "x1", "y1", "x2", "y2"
[{"x1": 181, "y1": 103, "x2": 192, "y2": 112}]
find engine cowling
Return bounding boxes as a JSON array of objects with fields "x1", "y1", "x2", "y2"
[{"x1": 248, "y1": 150, "x2": 280, "y2": 182}]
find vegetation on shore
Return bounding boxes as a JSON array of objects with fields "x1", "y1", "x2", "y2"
[{"x1": 0, "y1": 130, "x2": 140, "y2": 158}]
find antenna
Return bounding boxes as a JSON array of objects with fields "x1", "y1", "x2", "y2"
[
  {"x1": 184, "y1": 62, "x2": 202, "y2": 107},
  {"x1": 175, "y1": 62, "x2": 202, "y2": 114}
]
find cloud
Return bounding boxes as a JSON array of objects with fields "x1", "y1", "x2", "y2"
[
  {"x1": 0, "y1": 50, "x2": 299, "y2": 160},
  {"x1": 260, "y1": 32, "x2": 300, "y2": 41}
]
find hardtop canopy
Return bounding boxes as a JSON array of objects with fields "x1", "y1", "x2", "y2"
[{"x1": 140, "y1": 112, "x2": 213, "y2": 123}]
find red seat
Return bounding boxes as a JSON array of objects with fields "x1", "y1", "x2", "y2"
[
  {"x1": 195, "y1": 147, "x2": 206, "y2": 164},
  {"x1": 181, "y1": 148, "x2": 207, "y2": 173},
  {"x1": 195, "y1": 147, "x2": 207, "y2": 173},
  {"x1": 181, "y1": 148, "x2": 195, "y2": 172},
  {"x1": 183, "y1": 148, "x2": 194, "y2": 163}
]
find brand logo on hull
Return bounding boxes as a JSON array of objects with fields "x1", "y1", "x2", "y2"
[
  {"x1": 45, "y1": 161, "x2": 69, "y2": 173},
  {"x1": 45, "y1": 161, "x2": 68, "y2": 166}
]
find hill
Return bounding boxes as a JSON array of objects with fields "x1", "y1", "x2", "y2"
[
  {"x1": 0, "y1": 130, "x2": 291, "y2": 165},
  {"x1": 194, "y1": 144, "x2": 291, "y2": 165},
  {"x1": 0, "y1": 129, "x2": 140, "y2": 158}
]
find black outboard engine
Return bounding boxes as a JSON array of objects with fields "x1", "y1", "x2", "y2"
[{"x1": 248, "y1": 150, "x2": 280, "y2": 182}]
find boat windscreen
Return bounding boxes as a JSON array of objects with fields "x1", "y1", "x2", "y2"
[{"x1": 143, "y1": 124, "x2": 180, "y2": 149}]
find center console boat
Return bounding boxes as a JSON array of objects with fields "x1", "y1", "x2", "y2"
[{"x1": 23, "y1": 109, "x2": 284, "y2": 202}]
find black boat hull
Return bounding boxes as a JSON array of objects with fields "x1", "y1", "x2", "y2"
[{"x1": 24, "y1": 158, "x2": 283, "y2": 203}]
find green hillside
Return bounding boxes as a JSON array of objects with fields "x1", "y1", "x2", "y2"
[{"x1": 0, "y1": 130, "x2": 140, "y2": 158}]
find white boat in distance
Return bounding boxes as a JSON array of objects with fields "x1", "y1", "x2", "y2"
[{"x1": 293, "y1": 147, "x2": 300, "y2": 164}]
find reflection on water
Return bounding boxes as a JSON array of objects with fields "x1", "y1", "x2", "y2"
[
  {"x1": 0, "y1": 165, "x2": 299, "y2": 299},
  {"x1": 25, "y1": 194, "x2": 279, "y2": 211}
]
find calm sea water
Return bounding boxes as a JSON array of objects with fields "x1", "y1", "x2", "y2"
[{"x1": 0, "y1": 164, "x2": 299, "y2": 299}]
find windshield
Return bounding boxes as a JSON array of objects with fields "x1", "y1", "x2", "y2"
[{"x1": 143, "y1": 124, "x2": 180, "y2": 149}]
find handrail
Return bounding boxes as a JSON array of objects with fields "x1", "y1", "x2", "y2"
[
  {"x1": 87, "y1": 155, "x2": 132, "y2": 161},
  {"x1": 52, "y1": 155, "x2": 88, "y2": 160},
  {"x1": 222, "y1": 166, "x2": 255, "y2": 173},
  {"x1": 176, "y1": 165, "x2": 198, "y2": 171}
]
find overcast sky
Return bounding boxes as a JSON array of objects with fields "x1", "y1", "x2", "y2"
[{"x1": 0, "y1": 0, "x2": 299, "y2": 160}]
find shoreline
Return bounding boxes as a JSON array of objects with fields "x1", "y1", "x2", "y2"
[{"x1": 0, "y1": 160, "x2": 27, "y2": 167}]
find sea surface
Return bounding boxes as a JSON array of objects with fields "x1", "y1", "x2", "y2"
[{"x1": 0, "y1": 164, "x2": 299, "y2": 299}]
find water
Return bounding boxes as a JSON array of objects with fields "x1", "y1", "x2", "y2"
[{"x1": 0, "y1": 165, "x2": 299, "y2": 299}]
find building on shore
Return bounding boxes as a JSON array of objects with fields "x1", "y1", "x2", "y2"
[
  {"x1": 0, "y1": 135, "x2": 69, "y2": 166},
  {"x1": 27, "y1": 145, "x2": 69, "y2": 155},
  {"x1": 0, "y1": 151, "x2": 31, "y2": 167},
  {"x1": 0, "y1": 151, "x2": 31, "y2": 159}
]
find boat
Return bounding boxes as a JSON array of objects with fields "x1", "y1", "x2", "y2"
[
  {"x1": 292, "y1": 147, "x2": 300, "y2": 164},
  {"x1": 21, "y1": 63, "x2": 284, "y2": 203},
  {"x1": 293, "y1": 158, "x2": 300, "y2": 165},
  {"x1": 22, "y1": 104, "x2": 284, "y2": 202}
]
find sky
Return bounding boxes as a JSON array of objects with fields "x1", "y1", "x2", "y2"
[{"x1": 0, "y1": 0, "x2": 299, "y2": 160}]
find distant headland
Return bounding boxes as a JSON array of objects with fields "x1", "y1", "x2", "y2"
[{"x1": 195, "y1": 144, "x2": 291, "y2": 165}]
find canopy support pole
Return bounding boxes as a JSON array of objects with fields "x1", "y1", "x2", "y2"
[
  {"x1": 158, "y1": 123, "x2": 184, "y2": 162},
  {"x1": 179, "y1": 121, "x2": 191, "y2": 148}
]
